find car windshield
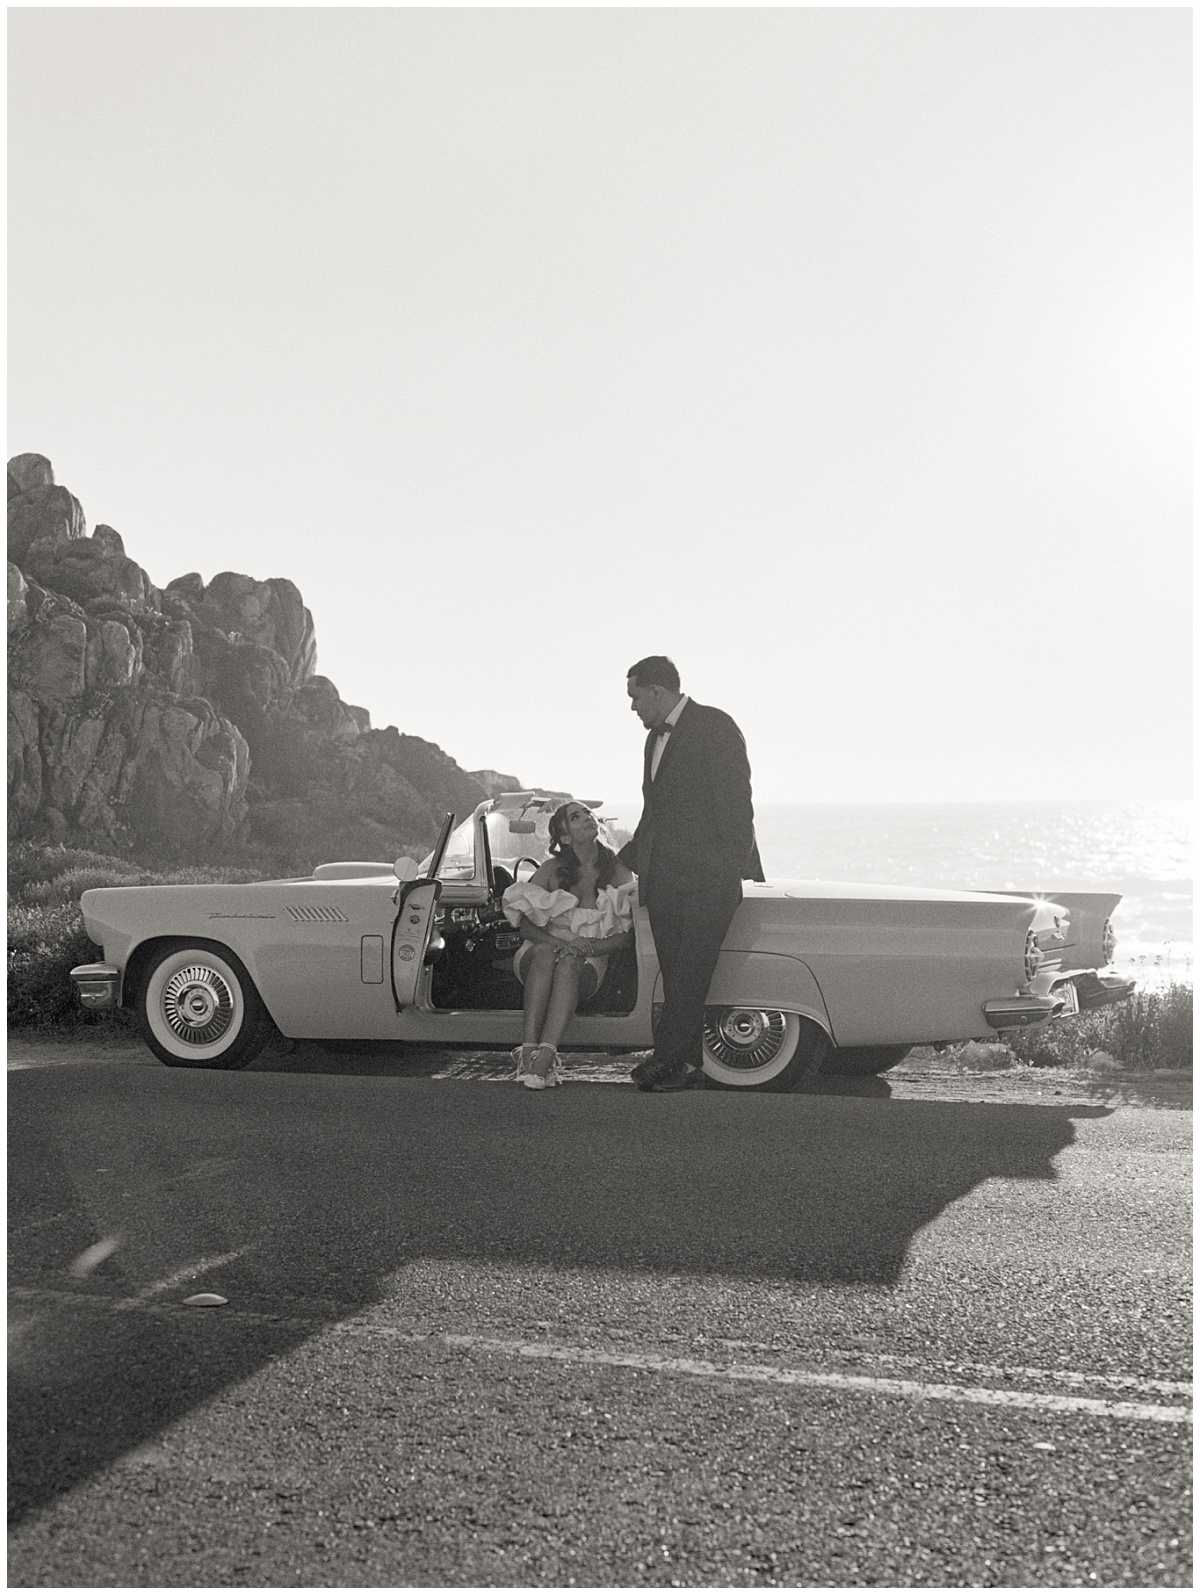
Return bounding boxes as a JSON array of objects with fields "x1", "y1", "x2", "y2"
[
  {"x1": 486, "y1": 809, "x2": 554, "y2": 869},
  {"x1": 420, "y1": 802, "x2": 619, "y2": 882},
  {"x1": 427, "y1": 815, "x2": 478, "y2": 881},
  {"x1": 489, "y1": 805, "x2": 622, "y2": 868}
]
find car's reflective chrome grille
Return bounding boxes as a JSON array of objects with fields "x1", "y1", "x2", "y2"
[{"x1": 285, "y1": 905, "x2": 350, "y2": 923}]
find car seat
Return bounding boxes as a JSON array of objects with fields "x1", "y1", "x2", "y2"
[{"x1": 491, "y1": 864, "x2": 515, "y2": 898}]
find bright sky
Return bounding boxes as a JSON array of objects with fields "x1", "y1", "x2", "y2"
[{"x1": 8, "y1": 7, "x2": 1191, "y2": 806}]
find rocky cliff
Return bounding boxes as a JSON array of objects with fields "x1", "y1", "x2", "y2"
[{"x1": 7, "y1": 454, "x2": 515, "y2": 868}]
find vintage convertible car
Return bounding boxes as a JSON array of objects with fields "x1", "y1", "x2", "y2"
[{"x1": 70, "y1": 792, "x2": 1135, "y2": 1090}]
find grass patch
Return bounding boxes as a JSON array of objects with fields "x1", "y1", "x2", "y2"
[{"x1": 1006, "y1": 982, "x2": 1193, "y2": 1073}]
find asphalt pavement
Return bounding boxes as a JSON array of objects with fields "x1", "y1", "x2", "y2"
[{"x1": 7, "y1": 1039, "x2": 1193, "y2": 1588}]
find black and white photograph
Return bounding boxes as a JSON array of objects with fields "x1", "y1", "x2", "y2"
[{"x1": 7, "y1": 4, "x2": 1191, "y2": 1589}]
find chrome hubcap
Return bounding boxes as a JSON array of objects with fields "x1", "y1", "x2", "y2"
[
  {"x1": 704, "y1": 1007, "x2": 787, "y2": 1070},
  {"x1": 162, "y1": 965, "x2": 235, "y2": 1046}
]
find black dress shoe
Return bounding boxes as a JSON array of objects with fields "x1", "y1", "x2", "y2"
[
  {"x1": 649, "y1": 1067, "x2": 706, "y2": 1093},
  {"x1": 631, "y1": 1054, "x2": 675, "y2": 1089},
  {"x1": 637, "y1": 1057, "x2": 705, "y2": 1092}
]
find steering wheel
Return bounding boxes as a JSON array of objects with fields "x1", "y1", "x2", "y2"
[{"x1": 514, "y1": 857, "x2": 541, "y2": 881}]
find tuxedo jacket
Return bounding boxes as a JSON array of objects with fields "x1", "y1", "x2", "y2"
[{"x1": 617, "y1": 698, "x2": 764, "y2": 898}]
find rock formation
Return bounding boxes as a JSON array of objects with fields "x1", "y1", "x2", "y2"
[{"x1": 7, "y1": 454, "x2": 511, "y2": 867}]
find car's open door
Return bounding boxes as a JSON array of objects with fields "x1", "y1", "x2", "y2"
[{"x1": 391, "y1": 812, "x2": 455, "y2": 1010}]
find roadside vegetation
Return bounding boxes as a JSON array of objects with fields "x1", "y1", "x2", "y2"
[
  {"x1": 1005, "y1": 981, "x2": 1193, "y2": 1073},
  {"x1": 7, "y1": 841, "x2": 278, "y2": 1032}
]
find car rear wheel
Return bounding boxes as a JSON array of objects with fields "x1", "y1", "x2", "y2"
[
  {"x1": 701, "y1": 1008, "x2": 829, "y2": 1091},
  {"x1": 821, "y1": 1044, "x2": 912, "y2": 1077},
  {"x1": 137, "y1": 941, "x2": 268, "y2": 1070}
]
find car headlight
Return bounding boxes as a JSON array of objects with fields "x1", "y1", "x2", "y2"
[
  {"x1": 1101, "y1": 917, "x2": 1116, "y2": 966},
  {"x1": 1024, "y1": 930, "x2": 1042, "y2": 982}
]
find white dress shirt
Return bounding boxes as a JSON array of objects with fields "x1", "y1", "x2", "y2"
[{"x1": 650, "y1": 695, "x2": 689, "y2": 781}]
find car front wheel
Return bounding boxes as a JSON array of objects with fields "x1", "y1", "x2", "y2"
[
  {"x1": 137, "y1": 941, "x2": 268, "y2": 1069},
  {"x1": 701, "y1": 1008, "x2": 829, "y2": 1091}
]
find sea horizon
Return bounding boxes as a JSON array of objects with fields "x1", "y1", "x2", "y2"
[{"x1": 601, "y1": 796, "x2": 1192, "y2": 986}]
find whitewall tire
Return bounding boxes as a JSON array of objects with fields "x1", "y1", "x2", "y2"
[
  {"x1": 701, "y1": 1008, "x2": 828, "y2": 1092},
  {"x1": 137, "y1": 941, "x2": 267, "y2": 1069}
]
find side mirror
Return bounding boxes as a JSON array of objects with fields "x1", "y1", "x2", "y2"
[{"x1": 393, "y1": 856, "x2": 420, "y2": 882}]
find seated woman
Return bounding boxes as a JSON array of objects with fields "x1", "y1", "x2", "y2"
[{"x1": 501, "y1": 801, "x2": 636, "y2": 1089}]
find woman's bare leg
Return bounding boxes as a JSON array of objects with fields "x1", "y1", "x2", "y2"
[
  {"x1": 539, "y1": 959, "x2": 597, "y2": 1050},
  {"x1": 521, "y1": 943, "x2": 558, "y2": 1045}
]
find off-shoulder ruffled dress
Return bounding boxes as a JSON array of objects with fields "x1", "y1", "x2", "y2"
[{"x1": 501, "y1": 879, "x2": 637, "y2": 986}]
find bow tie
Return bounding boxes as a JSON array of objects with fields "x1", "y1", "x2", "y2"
[{"x1": 654, "y1": 724, "x2": 673, "y2": 738}]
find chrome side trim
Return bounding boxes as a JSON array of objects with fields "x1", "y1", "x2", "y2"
[{"x1": 285, "y1": 904, "x2": 350, "y2": 923}]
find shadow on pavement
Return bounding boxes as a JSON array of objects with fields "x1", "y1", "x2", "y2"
[{"x1": 9, "y1": 1063, "x2": 1110, "y2": 1522}]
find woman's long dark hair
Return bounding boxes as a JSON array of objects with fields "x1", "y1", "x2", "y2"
[{"x1": 548, "y1": 802, "x2": 618, "y2": 893}]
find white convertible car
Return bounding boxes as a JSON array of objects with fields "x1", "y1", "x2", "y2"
[{"x1": 71, "y1": 793, "x2": 1135, "y2": 1090}]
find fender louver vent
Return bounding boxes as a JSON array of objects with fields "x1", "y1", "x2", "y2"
[{"x1": 285, "y1": 905, "x2": 349, "y2": 924}]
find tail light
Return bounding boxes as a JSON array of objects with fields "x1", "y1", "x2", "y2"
[
  {"x1": 1024, "y1": 930, "x2": 1042, "y2": 982},
  {"x1": 1101, "y1": 918, "x2": 1116, "y2": 966}
]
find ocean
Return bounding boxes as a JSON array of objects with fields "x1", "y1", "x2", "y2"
[{"x1": 605, "y1": 798, "x2": 1192, "y2": 988}]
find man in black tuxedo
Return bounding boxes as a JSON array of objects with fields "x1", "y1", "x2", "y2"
[{"x1": 617, "y1": 656, "x2": 764, "y2": 1092}]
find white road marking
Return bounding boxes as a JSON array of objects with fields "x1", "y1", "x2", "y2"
[
  {"x1": 848, "y1": 1349, "x2": 1192, "y2": 1399},
  {"x1": 436, "y1": 1334, "x2": 1192, "y2": 1426},
  {"x1": 114, "y1": 1248, "x2": 251, "y2": 1305},
  {"x1": 10, "y1": 1287, "x2": 1190, "y2": 1426}
]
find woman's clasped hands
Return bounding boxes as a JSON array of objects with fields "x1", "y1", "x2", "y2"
[{"x1": 555, "y1": 936, "x2": 593, "y2": 963}]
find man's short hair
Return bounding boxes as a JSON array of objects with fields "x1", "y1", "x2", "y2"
[{"x1": 628, "y1": 655, "x2": 680, "y2": 693}]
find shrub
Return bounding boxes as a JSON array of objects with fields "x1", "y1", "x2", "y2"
[
  {"x1": 7, "y1": 900, "x2": 102, "y2": 1029},
  {"x1": 8, "y1": 841, "x2": 140, "y2": 899},
  {"x1": 6, "y1": 843, "x2": 276, "y2": 1033},
  {"x1": 24, "y1": 866, "x2": 144, "y2": 906},
  {"x1": 1007, "y1": 982, "x2": 1193, "y2": 1073}
]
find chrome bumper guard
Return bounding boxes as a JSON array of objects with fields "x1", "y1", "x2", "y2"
[
  {"x1": 70, "y1": 962, "x2": 121, "y2": 1011},
  {"x1": 983, "y1": 995, "x2": 1059, "y2": 1030},
  {"x1": 1068, "y1": 970, "x2": 1137, "y2": 1010},
  {"x1": 984, "y1": 971, "x2": 1136, "y2": 1030}
]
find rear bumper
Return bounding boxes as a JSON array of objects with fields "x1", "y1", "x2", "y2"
[
  {"x1": 983, "y1": 970, "x2": 1135, "y2": 1030},
  {"x1": 69, "y1": 962, "x2": 121, "y2": 1011}
]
